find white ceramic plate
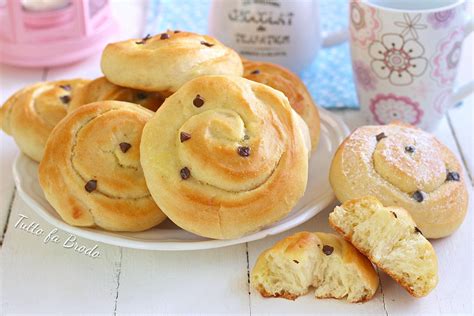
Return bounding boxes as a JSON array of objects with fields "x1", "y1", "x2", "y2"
[{"x1": 13, "y1": 109, "x2": 349, "y2": 251}]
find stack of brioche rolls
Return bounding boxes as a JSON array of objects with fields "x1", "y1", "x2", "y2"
[
  {"x1": 1, "y1": 30, "x2": 468, "y2": 303},
  {"x1": 0, "y1": 30, "x2": 321, "y2": 236}
]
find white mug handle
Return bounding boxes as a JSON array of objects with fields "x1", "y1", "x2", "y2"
[
  {"x1": 322, "y1": 29, "x2": 348, "y2": 47},
  {"x1": 450, "y1": 17, "x2": 474, "y2": 105}
]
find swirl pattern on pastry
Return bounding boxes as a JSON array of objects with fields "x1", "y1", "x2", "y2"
[
  {"x1": 68, "y1": 77, "x2": 166, "y2": 113},
  {"x1": 101, "y1": 31, "x2": 243, "y2": 93},
  {"x1": 0, "y1": 79, "x2": 89, "y2": 162},
  {"x1": 140, "y1": 76, "x2": 309, "y2": 239},
  {"x1": 39, "y1": 101, "x2": 166, "y2": 232},
  {"x1": 329, "y1": 122, "x2": 468, "y2": 238},
  {"x1": 243, "y1": 60, "x2": 321, "y2": 151}
]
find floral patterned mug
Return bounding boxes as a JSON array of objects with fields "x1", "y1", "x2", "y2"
[{"x1": 350, "y1": 0, "x2": 474, "y2": 130}]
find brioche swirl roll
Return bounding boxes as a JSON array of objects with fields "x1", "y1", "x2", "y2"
[
  {"x1": 329, "y1": 196, "x2": 438, "y2": 297},
  {"x1": 101, "y1": 31, "x2": 243, "y2": 93},
  {"x1": 140, "y1": 76, "x2": 309, "y2": 239},
  {"x1": 0, "y1": 79, "x2": 89, "y2": 162},
  {"x1": 251, "y1": 232, "x2": 379, "y2": 302},
  {"x1": 329, "y1": 123, "x2": 468, "y2": 238},
  {"x1": 39, "y1": 101, "x2": 166, "y2": 232},
  {"x1": 68, "y1": 77, "x2": 166, "y2": 113},
  {"x1": 243, "y1": 60, "x2": 321, "y2": 151}
]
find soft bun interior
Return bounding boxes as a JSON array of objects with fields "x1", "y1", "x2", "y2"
[
  {"x1": 330, "y1": 196, "x2": 438, "y2": 297},
  {"x1": 251, "y1": 232, "x2": 379, "y2": 302}
]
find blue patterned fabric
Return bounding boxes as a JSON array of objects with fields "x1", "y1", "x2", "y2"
[{"x1": 144, "y1": 0, "x2": 357, "y2": 109}]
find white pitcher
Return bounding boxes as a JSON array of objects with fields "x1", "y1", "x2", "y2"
[{"x1": 208, "y1": 0, "x2": 346, "y2": 73}]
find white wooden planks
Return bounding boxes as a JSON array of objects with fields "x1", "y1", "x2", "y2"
[
  {"x1": 447, "y1": 31, "x2": 474, "y2": 184},
  {"x1": 0, "y1": 0, "x2": 472, "y2": 314},
  {"x1": 448, "y1": 103, "x2": 474, "y2": 185},
  {"x1": 1, "y1": 195, "x2": 122, "y2": 314},
  {"x1": 116, "y1": 245, "x2": 250, "y2": 315}
]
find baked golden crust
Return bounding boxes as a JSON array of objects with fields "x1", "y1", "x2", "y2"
[
  {"x1": 140, "y1": 75, "x2": 308, "y2": 239},
  {"x1": 0, "y1": 85, "x2": 28, "y2": 134},
  {"x1": 251, "y1": 232, "x2": 379, "y2": 303},
  {"x1": 329, "y1": 123, "x2": 468, "y2": 238},
  {"x1": 101, "y1": 31, "x2": 243, "y2": 93},
  {"x1": 329, "y1": 196, "x2": 439, "y2": 297},
  {"x1": 39, "y1": 101, "x2": 166, "y2": 232},
  {"x1": 243, "y1": 60, "x2": 320, "y2": 151},
  {"x1": 0, "y1": 79, "x2": 89, "y2": 162},
  {"x1": 68, "y1": 77, "x2": 166, "y2": 113}
]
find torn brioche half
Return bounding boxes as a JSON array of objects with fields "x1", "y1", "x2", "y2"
[
  {"x1": 329, "y1": 196, "x2": 438, "y2": 297},
  {"x1": 251, "y1": 232, "x2": 379, "y2": 303}
]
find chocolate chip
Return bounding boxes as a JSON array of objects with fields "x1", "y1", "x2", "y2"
[
  {"x1": 136, "y1": 92, "x2": 148, "y2": 100},
  {"x1": 85, "y1": 180, "x2": 97, "y2": 193},
  {"x1": 414, "y1": 227, "x2": 423, "y2": 235},
  {"x1": 405, "y1": 145, "x2": 415, "y2": 153},
  {"x1": 293, "y1": 260, "x2": 299, "y2": 264},
  {"x1": 376, "y1": 132, "x2": 387, "y2": 142},
  {"x1": 237, "y1": 146, "x2": 250, "y2": 157},
  {"x1": 60, "y1": 95, "x2": 71, "y2": 104},
  {"x1": 322, "y1": 245, "x2": 334, "y2": 256},
  {"x1": 59, "y1": 84, "x2": 71, "y2": 91},
  {"x1": 200, "y1": 41, "x2": 214, "y2": 47},
  {"x1": 250, "y1": 69, "x2": 260, "y2": 75},
  {"x1": 119, "y1": 142, "x2": 131, "y2": 153},
  {"x1": 180, "y1": 132, "x2": 191, "y2": 143},
  {"x1": 180, "y1": 167, "x2": 190, "y2": 180},
  {"x1": 391, "y1": 211, "x2": 398, "y2": 218},
  {"x1": 136, "y1": 33, "x2": 151, "y2": 44},
  {"x1": 412, "y1": 190, "x2": 424, "y2": 202},
  {"x1": 160, "y1": 33, "x2": 170, "y2": 40},
  {"x1": 193, "y1": 95, "x2": 205, "y2": 107},
  {"x1": 446, "y1": 171, "x2": 460, "y2": 181},
  {"x1": 174, "y1": 30, "x2": 181, "y2": 33}
]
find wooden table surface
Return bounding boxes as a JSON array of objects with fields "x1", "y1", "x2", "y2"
[{"x1": 1, "y1": 1, "x2": 473, "y2": 315}]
